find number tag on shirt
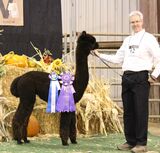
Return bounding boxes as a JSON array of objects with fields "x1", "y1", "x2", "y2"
[{"x1": 129, "y1": 45, "x2": 139, "y2": 54}]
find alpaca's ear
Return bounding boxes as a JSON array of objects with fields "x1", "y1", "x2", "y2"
[{"x1": 81, "y1": 31, "x2": 86, "y2": 36}]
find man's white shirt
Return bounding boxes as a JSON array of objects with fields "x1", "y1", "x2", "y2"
[{"x1": 99, "y1": 29, "x2": 160, "y2": 78}]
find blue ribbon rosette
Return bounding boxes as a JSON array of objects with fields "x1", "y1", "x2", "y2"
[
  {"x1": 56, "y1": 72, "x2": 76, "y2": 112},
  {"x1": 46, "y1": 72, "x2": 60, "y2": 113}
]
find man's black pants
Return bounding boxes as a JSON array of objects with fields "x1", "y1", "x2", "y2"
[{"x1": 122, "y1": 70, "x2": 150, "y2": 146}]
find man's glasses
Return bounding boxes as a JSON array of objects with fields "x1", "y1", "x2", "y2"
[{"x1": 130, "y1": 20, "x2": 142, "y2": 24}]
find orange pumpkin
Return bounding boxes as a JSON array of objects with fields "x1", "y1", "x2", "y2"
[
  {"x1": 4, "y1": 51, "x2": 28, "y2": 68},
  {"x1": 27, "y1": 115, "x2": 40, "y2": 137}
]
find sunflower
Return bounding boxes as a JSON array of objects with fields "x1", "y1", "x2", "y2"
[{"x1": 52, "y1": 58, "x2": 62, "y2": 69}]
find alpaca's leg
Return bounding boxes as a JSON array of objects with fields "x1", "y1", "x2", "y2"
[
  {"x1": 12, "y1": 120, "x2": 23, "y2": 144},
  {"x1": 60, "y1": 112, "x2": 71, "y2": 146},
  {"x1": 69, "y1": 112, "x2": 77, "y2": 144},
  {"x1": 21, "y1": 100, "x2": 35, "y2": 144},
  {"x1": 12, "y1": 103, "x2": 25, "y2": 144},
  {"x1": 12, "y1": 95, "x2": 35, "y2": 144},
  {"x1": 23, "y1": 115, "x2": 31, "y2": 143},
  {"x1": 12, "y1": 115, "x2": 23, "y2": 144}
]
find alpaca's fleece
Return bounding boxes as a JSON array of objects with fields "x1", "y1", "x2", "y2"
[{"x1": 10, "y1": 31, "x2": 99, "y2": 145}]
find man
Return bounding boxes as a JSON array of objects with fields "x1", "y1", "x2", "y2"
[{"x1": 94, "y1": 11, "x2": 160, "y2": 153}]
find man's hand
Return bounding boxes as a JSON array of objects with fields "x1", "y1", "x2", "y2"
[{"x1": 92, "y1": 50, "x2": 100, "y2": 56}]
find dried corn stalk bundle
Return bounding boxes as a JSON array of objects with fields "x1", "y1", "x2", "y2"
[
  {"x1": 76, "y1": 77, "x2": 123, "y2": 136},
  {"x1": 0, "y1": 97, "x2": 16, "y2": 142}
]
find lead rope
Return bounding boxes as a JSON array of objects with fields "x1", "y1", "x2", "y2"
[{"x1": 90, "y1": 50, "x2": 122, "y2": 77}]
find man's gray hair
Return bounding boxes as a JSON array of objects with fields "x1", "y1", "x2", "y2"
[{"x1": 129, "y1": 11, "x2": 143, "y2": 20}]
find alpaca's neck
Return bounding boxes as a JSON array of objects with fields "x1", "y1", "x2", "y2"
[{"x1": 73, "y1": 54, "x2": 89, "y2": 102}]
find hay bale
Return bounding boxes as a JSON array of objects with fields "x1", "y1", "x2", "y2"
[
  {"x1": 32, "y1": 100, "x2": 60, "y2": 135},
  {"x1": 2, "y1": 65, "x2": 33, "y2": 98},
  {"x1": 0, "y1": 97, "x2": 15, "y2": 142},
  {"x1": 0, "y1": 65, "x2": 123, "y2": 139}
]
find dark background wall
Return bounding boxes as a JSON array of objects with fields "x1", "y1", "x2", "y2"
[{"x1": 0, "y1": 0, "x2": 62, "y2": 59}]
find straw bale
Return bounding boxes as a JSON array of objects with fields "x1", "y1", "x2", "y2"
[
  {"x1": 0, "y1": 97, "x2": 14, "y2": 141},
  {"x1": 1, "y1": 65, "x2": 34, "y2": 98},
  {"x1": 32, "y1": 98, "x2": 60, "y2": 134},
  {"x1": 0, "y1": 65, "x2": 123, "y2": 139}
]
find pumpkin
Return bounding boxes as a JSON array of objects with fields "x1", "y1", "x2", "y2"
[
  {"x1": 4, "y1": 51, "x2": 28, "y2": 68},
  {"x1": 27, "y1": 115, "x2": 40, "y2": 137}
]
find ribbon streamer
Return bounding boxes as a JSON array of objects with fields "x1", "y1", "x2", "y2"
[
  {"x1": 56, "y1": 72, "x2": 76, "y2": 112},
  {"x1": 46, "y1": 72, "x2": 60, "y2": 113}
]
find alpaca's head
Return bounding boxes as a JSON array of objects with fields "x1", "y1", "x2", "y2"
[{"x1": 76, "y1": 31, "x2": 99, "y2": 55}]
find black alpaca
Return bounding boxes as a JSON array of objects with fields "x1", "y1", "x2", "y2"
[{"x1": 10, "y1": 31, "x2": 98, "y2": 145}]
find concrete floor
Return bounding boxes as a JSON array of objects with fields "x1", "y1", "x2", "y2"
[{"x1": 148, "y1": 122, "x2": 160, "y2": 136}]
